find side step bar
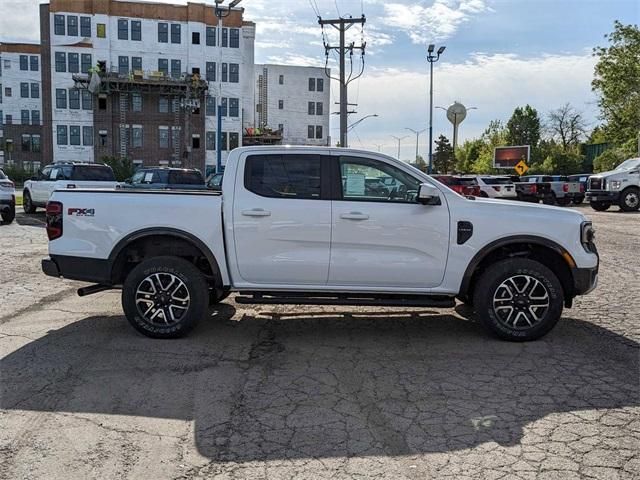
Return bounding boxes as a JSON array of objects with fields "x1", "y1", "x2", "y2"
[{"x1": 235, "y1": 291, "x2": 456, "y2": 308}]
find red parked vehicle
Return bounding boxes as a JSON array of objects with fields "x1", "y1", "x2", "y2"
[{"x1": 432, "y1": 175, "x2": 482, "y2": 197}]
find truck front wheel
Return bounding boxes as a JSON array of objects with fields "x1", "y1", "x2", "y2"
[
  {"x1": 472, "y1": 258, "x2": 564, "y2": 341},
  {"x1": 619, "y1": 187, "x2": 640, "y2": 212},
  {"x1": 590, "y1": 200, "x2": 611, "y2": 211},
  {"x1": 122, "y1": 256, "x2": 208, "y2": 338}
]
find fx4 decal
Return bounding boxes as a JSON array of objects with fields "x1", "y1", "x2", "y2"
[{"x1": 68, "y1": 208, "x2": 95, "y2": 216}]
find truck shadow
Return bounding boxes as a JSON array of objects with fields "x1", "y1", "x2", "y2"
[{"x1": 1, "y1": 305, "x2": 638, "y2": 461}]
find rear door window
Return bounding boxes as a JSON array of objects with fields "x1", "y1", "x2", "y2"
[
  {"x1": 71, "y1": 166, "x2": 116, "y2": 181},
  {"x1": 245, "y1": 154, "x2": 324, "y2": 199},
  {"x1": 168, "y1": 170, "x2": 204, "y2": 185}
]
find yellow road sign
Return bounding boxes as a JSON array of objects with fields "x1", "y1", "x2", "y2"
[{"x1": 514, "y1": 160, "x2": 529, "y2": 176}]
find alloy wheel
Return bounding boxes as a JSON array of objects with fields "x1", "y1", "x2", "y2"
[
  {"x1": 492, "y1": 274, "x2": 550, "y2": 330},
  {"x1": 135, "y1": 272, "x2": 190, "y2": 326}
]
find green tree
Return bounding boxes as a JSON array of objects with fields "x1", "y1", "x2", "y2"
[
  {"x1": 101, "y1": 156, "x2": 135, "y2": 182},
  {"x1": 506, "y1": 105, "x2": 541, "y2": 150},
  {"x1": 592, "y1": 21, "x2": 640, "y2": 146},
  {"x1": 546, "y1": 103, "x2": 588, "y2": 150},
  {"x1": 593, "y1": 139, "x2": 638, "y2": 172},
  {"x1": 454, "y1": 138, "x2": 483, "y2": 173},
  {"x1": 433, "y1": 134, "x2": 454, "y2": 173},
  {"x1": 470, "y1": 119, "x2": 507, "y2": 174}
]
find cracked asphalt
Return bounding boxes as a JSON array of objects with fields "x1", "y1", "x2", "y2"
[{"x1": 0, "y1": 205, "x2": 638, "y2": 479}]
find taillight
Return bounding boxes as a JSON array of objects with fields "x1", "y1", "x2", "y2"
[
  {"x1": 46, "y1": 201, "x2": 63, "y2": 240},
  {"x1": 492, "y1": 186, "x2": 501, "y2": 192},
  {"x1": 580, "y1": 184, "x2": 585, "y2": 193},
  {"x1": 531, "y1": 185, "x2": 537, "y2": 194},
  {"x1": 563, "y1": 183, "x2": 569, "y2": 192}
]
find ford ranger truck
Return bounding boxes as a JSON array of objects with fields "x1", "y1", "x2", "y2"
[
  {"x1": 41, "y1": 147, "x2": 599, "y2": 342},
  {"x1": 586, "y1": 157, "x2": 640, "y2": 212}
]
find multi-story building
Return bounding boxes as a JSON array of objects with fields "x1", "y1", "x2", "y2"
[
  {"x1": 254, "y1": 64, "x2": 331, "y2": 146},
  {"x1": 0, "y1": 43, "x2": 43, "y2": 170}
]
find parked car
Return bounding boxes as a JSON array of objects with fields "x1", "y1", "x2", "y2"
[
  {"x1": 567, "y1": 174, "x2": 590, "y2": 204},
  {"x1": 42, "y1": 146, "x2": 598, "y2": 342},
  {"x1": 586, "y1": 157, "x2": 640, "y2": 212},
  {"x1": 432, "y1": 175, "x2": 481, "y2": 197},
  {"x1": 509, "y1": 175, "x2": 543, "y2": 203},
  {"x1": 473, "y1": 176, "x2": 518, "y2": 199},
  {"x1": 0, "y1": 168, "x2": 16, "y2": 224},
  {"x1": 23, "y1": 162, "x2": 117, "y2": 213},
  {"x1": 519, "y1": 175, "x2": 579, "y2": 206},
  {"x1": 122, "y1": 167, "x2": 206, "y2": 190},
  {"x1": 206, "y1": 172, "x2": 224, "y2": 191}
]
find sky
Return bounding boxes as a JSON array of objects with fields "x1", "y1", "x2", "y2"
[{"x1": 1, "y1": 0, "x2": 638, "y2": 160}]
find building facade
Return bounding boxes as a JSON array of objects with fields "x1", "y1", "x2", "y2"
[
  {"x1": 0, "y1": 43, "x2": 43, "y2": 170},
  {"x1": 255, "y1": 64, "x2": 331, "y2": 146}
]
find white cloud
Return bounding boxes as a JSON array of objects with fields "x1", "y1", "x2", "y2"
[{"x1": 385, "y1": 0, "x2": 490, "y2": 44}]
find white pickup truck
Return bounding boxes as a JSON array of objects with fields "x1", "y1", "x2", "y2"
[
  {"x1": 586, "y1": 157, "x2": 640, "y2": 212},
  {"x1": 42, "y1": 147, "x2": 599, "y2": 342}
]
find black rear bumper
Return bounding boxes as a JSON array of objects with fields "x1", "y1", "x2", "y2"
[{"x1": 42, "y1": 255, "x2": 112, "y2": 284}]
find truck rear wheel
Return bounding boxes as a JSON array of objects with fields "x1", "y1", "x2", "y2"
[
  {"x1": 590, "y1": 200, "x2": 611, "y2": 211},
  {"x1": 472, "y1": 258, "x2": 564, "y2": 341},
  {"x1": 23, "y1": 191, "x2": 36, "y2": 214},
  {"x1": 556, "y1": 196, "x2": 571, "y2": 206},
  {"x1": 122, "y1": 256, "x2": 208, "y2": 338},
  {"x1": 619, "y1": 187, "x2": 640, "y2": 212}
]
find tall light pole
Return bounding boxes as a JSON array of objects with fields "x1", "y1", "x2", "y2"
[
  {"x1": 427, "y1": 44, "x2": 445, "y2": 174},
  {"x1": 391, "y1": 135, "x2": 409, "y2": 160},
  {"x1": 405, "y1": 127, "x2": 426, "y2": 162},
  {"x1": 347, "y1": 114, "x2": 379, "y2": 133}
]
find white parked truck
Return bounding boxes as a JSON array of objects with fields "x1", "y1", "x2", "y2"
[
  {"x1": 586, "y1": 157, "x2": 640, "y2": 212},
  {"x1": 42, "y1": 147, "x2": 599, "y2": 341}
]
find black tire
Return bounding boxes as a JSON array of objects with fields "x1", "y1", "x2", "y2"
[
  {"x1": 1, "y1": 205, "x2": 15, "y2": 224},
  {"x1": 472, "y1": 258, "x2": 564, "y2": 342},
  {"x1": 618, "y1": 187, "x2": 640, "y2": 212},
  {"x1": 556, "y1": 196, "x2": 571, "y2": 206},
  {"x1": 122, "y1": 256, "x2": 208, "y2": 338},
  {"x1": 542, "y1": 193, "x2": 556, "y2": 205},
  {"x1": 590, "y1": 200, "x2": 611, "y2": 212},
  {"x1": 23, "y1": 190, "x2": 37, "y2": 214},
  {"x1": 209, "y1": 287, "x2": 231, "y2": 305},
  {"x1": 573, "y1": 195, "x2": 585, "y2": 204}
]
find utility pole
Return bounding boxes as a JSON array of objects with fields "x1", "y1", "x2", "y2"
[
  {"x1": 319, "y1": 15, "x2": 366, "y2": 148},
  {"x1": 391, "y1": 135, "x2": 409, "y2": 160},
  {"x1": 405, "y1": 127, "x2": 426, "y2": 161}
]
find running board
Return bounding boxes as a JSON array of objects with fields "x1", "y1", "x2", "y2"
[{"x1": 235, "y1": 291, "x2": 456, "y2": 308}]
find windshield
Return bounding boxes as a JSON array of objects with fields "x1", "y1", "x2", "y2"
[{"x1": 615, "y1": 158, "x2": 640, "y2": 171}]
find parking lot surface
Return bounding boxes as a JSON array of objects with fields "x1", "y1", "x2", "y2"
[{"x1": 1, "y1": 205, "x2": 638, "y2": 480}]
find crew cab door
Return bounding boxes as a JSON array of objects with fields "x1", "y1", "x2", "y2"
[
  {"x1": 232, "y1": 153, "x2": 332, "y2": 286},
  {"x1": 31, "y1": 166, "x2": 53, "y2": 203},
  {"x1": 328, "y1": 155, "x2": 449, "y2": 289}
]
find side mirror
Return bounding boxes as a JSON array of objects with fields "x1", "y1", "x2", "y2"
[{"x1": 417, "y1": 183, "x2": 441, "y2": 205}]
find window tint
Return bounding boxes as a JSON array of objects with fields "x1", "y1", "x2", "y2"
[
  {"x1": 245, "y1": 155, "x2": 322, "y2": 200},
  {"x1": 71, "y1": 166, "x2": 116, "y2": 181},
  {"x1": 481, "y1": 177, "x2": 513, "y2": 185},
  {"x1": 169, "y1": 170, "x2": 204, "y2": 185},
  {"x1": 339, "y1": 156, "x2": 420, "y2": 203}
]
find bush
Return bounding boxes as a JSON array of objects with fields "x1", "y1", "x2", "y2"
[{"x1": 101, "y1": 156, "x2": 135, "y2": 182}]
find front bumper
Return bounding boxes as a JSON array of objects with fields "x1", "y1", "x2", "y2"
[
  {"x1": 586, "y1": 191, "x2": 619, "y2": 202},
  {"x1": 573, "y1": 266, "x2": 598, "y2": 296}
]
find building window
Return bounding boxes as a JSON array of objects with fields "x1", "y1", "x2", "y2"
[
  {"x1": 316, "y1": 126, "x2": 323, "y2": 139},
  {"x1": 171, "y1": 126, "x2": 180, "y2": 148},
  {"x1": 158, "y1": 58, "x2": 168, "y2": 75},
  {"x1": 54, "y1": 14, "x2": 65, "y2": 35},
  {"x1": 229, "y1": 98, "x2": 239, "y2": 117},
  {"x1": 307, "y1": 125, "x2": 314, "y2": 139},
  {"x1": 278, "y1": 99, "x2": 284, "y2": 110},
  {"x1": 30, "y1": 55, "x2": 39, "y2": 71},
  {"x1": 170, "y1": 59, "x2": 181, "y2": 78},
  {"x1": 158, "y1": 22, "x2": 168, "y2": 42},
  {"x1": 221, "y1": 28, "x2": 228, "y2": 47},
  {"x1": 220, "y1": 97, "x2": 227, "y2": 117},
  {"x1": 230, "y1": 28, "x2": 240, "y2": 48},
  {"x1": 309, "y1": 78, "x2": 316, "y2": 91},
  {"x1": 97, "y1": 23, "x2": 106, "y2": 38},
  {"x1": 68, "y1": 52, "x2": 79, "y2": 73},
  {"x1": 132, "y1": 93, "x2": 142, "y2": 112},
  {"x1": 159, "y1": 96, "x2": 169, "y2": 113},
  {"x1": 118, "y1": 19, "x2": 128, "y2": 40},
  {"x1": 205, "y1": 96, "x2": 215, "y2": 116},
  {"x1": 31, "y1": 110, "x2": 40, "y2": 125},
  {"x1": 32, "y1": 134, "x2": 41, "y2": 152},
  {"x1": 192, "y1": 134, "x2": 200, "y2": 149},
  {"x1": 206, "y1": 26, "x2": 215, "y2": 46},
  {"x1": 4, "y1": 114, "x2": 12, "y2": 124},
  {"x1": 19, "y1": 55, "x2": 28, "y2": 70},
  {"x1": 20, "y1": 83, "x2": 29, "y2": 98},
  {"x1": 132, "y1": 56, "x2": 142, "y2": 72},
  {"x1": 82, "y1": 126, "x2": 93, "y2": 146},
  {"x1": 57, "y1": 125, "x2": 68, "y2": 145},
  {"x1": 81, "y1": 53, "x2": 92, "y2": 73},
  {"x1": 229, "y1": 132, "x2": 239, "y2": 150},
  {"x1": 131, "y1": 20, "x2": 141, "y2": 41},
  {"x1": 279, "y1": 74, "x2": 284, "y2": 85},
  {"x1": 68, "y1": 16, "x2": 78, "y2": 36},
  {"x1": 192, "y1": 32, "x2": 200, "y2": 44},
  {"x1": 22, "y1": 134, "x2": 31, "y2": 151},
  {"x1": 118, "y1": 56, "x2": 129, "y2": 74},
  {"x1": 31, "y1": 83, "x2": 39, "y2": 99},
  {"x1": 220, "y1": 132, "x2": 228, "y2": 151},
  {"x1": 229, "y1": 63, "x2": 239, "y2": 83},
  {"x1": 4, "y1": 87, "x2": 11, "y2": 97},
  {"x1": 132, "y1": 126, "x2": 143, "y2": 147},
  {"x1": 308, "y1": 101, "x2": 315, "y2": 115},
  {"x1": 21, "y1": 110, "x2": 30, "y2": 125},
  {"x1": 170, "y1": 24, "x2": 181, "y2": 44},
  {"x1": 81, "y1": 90, "x2": 92, "y2": 110},
  {"x1": 80, "y1": 16, "x2": 91, "y2": 37},
  {"x1": 56, "y1": 88, "x2": 67, "y2": 108},
  {"x1": 70, "y1": 126, "x2": 81, "y2": 145},
  {"x1": 68, "y1": 89, "x2": 80, "y2": 109},
  {"x1": 221, "y1": 63, "x2": 228, "y2": 82},
  {"x1": 158, "y1": 127, "x2": 169, "y2": 148},
  {"x1": 278, "y1": 123, "x2": 283, "y2": 132},
  {"x1": 316, "y1": 102, "x2": 323, "y2": 115},
  {"x1": 317, "y1": 78, "x2": 324, "y2": 92},
  {"x1": 205, "y1": 61, "x2": 215, "y2": 81},
  {"x1": 206, "y1": 131, "x2": 215, "y2": 150},
  {"x1": 55, "y1": 52, "x2": 66, "y2": 72}
]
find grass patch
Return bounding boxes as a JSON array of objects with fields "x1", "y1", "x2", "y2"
[{"x1": 15, "y1": 194, "x2": 23, "y2": 206}]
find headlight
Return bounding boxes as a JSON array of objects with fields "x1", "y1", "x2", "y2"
[
  {"x1": 581, "y1": 221, "x2": 596, "y2": 253},
  {"x1": 610, "y1": 180, "x2": 621, "y2": 190}
]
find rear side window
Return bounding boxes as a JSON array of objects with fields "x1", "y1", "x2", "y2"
[
  {"x1": 481, "y1": 177, "x2": 512, "y2": 185},
  {"x1": 168, "y1": 170, "x2": 204, "y2": 185},
  {"x1": 245, "y1": 154, "x2": 322, "y2": 199},
  {"x1": 71, "y1": 166, "x2": 116, "y2": 181}
]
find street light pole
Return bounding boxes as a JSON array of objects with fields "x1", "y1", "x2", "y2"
[
  {"x1": 427, "y1": 44, "x2": 445, "y2": 174},
  {"x1": 391, "y1": 135, "x2": 409, "y2": 160},
  {"x1": 405, "y1": 127, "x2": 426, "y2": 162},
  {"x1": 347, "y1": 114, "x2": 379, "y2": 132}
]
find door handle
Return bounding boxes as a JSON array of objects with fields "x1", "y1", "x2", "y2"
[
  {"x1": 241, "y1": 208, "x2": 271, "y2": 217},
  {"x1": 340, "y1": 211, "x2": 369, "y2": 220}
]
